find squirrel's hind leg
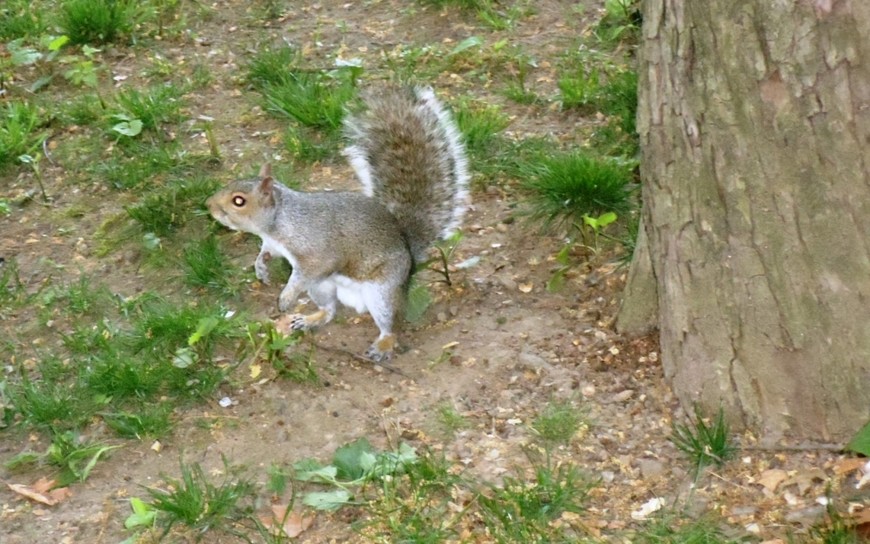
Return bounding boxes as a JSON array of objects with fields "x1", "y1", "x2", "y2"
[
  {"x1": 361, "y1": 282, "x2": 402, "y2": 362},
  {"x1": 287, "y1": 280, "x2": 337, "y2": 331}
]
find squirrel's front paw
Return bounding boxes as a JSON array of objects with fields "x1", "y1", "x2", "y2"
[{"x1": 287, "y1": 314, "x2": 310, "y2": 331}]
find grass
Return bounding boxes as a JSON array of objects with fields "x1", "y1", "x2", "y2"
[
  {"x1": 0, "y1": 0, "x2": 48, "y2": 40},
  {"x1": 669, "y1": 406, "x2": 737, "y2": 475},
  {"x1": 521, "y1": 151, "x2": 637, "y2": 231},
  {"x1": 0, "y1": 258, "x2": 28, "y2": 312},
  {"x1": 124, "y1": 176, "x2": 221, "y2": 236},
  {"x1": 632, "y1": 512, "x2": 741, "y2": 544},
  {"x1": 114, "y1": 83, "x2": 186, "y2": 133},
  {"x1": 262, "y1": 70, "x2": 357, "y2": 131},
  {"x1": 245, "y1": 45, "x2": 359, "y2": 132},
  {"x1": 478, "y1": 458, "x2": 594, "y2": 543},
  {"x1": 531, "y1": 398, "x2": 588, "y2": 445},
  {"x1": 145, "y1": 459, "x2": 257, "y2": 538},
  {"x1": 182, "y1": 234, "x2": 233, "y2": 291},
  {"x1": 59, "y1": 0, "x2": 140, "y2": 45},
  {"x1": 795, "y1": 502, "x2": 867, "y2": 544},
  {"x1": 435, "y1": 402, "x2": 468, "y2": 436},
  {"x1": 0, "y1": 101, "x2": 45, "y2": 170}
]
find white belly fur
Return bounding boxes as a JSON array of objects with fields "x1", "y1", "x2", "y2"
[{"x1": 329, "y1": 275, "x2": 369, "y2": 314}]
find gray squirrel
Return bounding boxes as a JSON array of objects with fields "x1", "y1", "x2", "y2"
[{"x1": 207, "y1": 86, "x2": 469, "y2": 361}]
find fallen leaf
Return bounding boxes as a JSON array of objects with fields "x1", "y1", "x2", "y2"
[
  {"x1": 757, "y1": 469, "x2": 788, "y2": 492},
  {"x1": 31, "y1": 477, "x2": 56, "y2": 494},
  {"x1": 518, "y1": 282, "x2": 533, "y2": 293},
  {"x1": 7, "y1": 481, "x2": 70, "y2": 506},
  {"x1": 833, "y1": 457, "x2": 867, "y2": 475},
  {"x1": 258, "y1": 504, "x2": 315, "y2": 537},
  {"x1": 250, "y1": 363, "x2": 261, "y2": 379},
  {"x1": 780, "y1": 468, "x2": 827, "y2": 495}
]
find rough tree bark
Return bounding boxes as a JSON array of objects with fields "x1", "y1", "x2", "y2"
[{"x1": 618, "y1": 0, "x2": 870, "y2": 442}]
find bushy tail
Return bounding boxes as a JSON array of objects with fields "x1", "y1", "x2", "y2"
[{"x1": 343, "y1": 86, "x2": 470, "y2": 262}]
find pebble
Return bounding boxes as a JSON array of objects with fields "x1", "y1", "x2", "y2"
[
  {"x1": 637, "y1": 458, "x2": 666, "y2": 479},
  {"x1": 611, "y1": 389, "x2": 635, "y2": 403}
]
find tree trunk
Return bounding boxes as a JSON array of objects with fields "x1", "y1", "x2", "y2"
[{"x1": 622, "y1": 0, "x2": 870, "y2": 442}]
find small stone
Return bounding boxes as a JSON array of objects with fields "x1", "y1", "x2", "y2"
[
  {"x1": 611, "y1": 389, "x2": 635, "y2": 403},
  {"x1": 637, "y1": 458, "x2": 666, "y2": 479}
]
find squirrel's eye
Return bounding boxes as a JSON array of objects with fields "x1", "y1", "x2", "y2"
[{"x1": 232, "y1": 196, "x2": 246, "y2": 207}]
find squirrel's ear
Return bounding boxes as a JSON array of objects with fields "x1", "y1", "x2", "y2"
[
  {"x1": 258, "y1": 175, "x2": 274, "y2": 195},
  {"x1": 259, "y1": 163, "x2": 272, "y2": 180}
]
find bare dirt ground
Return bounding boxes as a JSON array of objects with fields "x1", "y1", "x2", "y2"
[{"x1": 1, "y1": 1, "x2": 867, "y2": 542}]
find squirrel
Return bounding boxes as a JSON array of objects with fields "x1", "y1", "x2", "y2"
[{"x1": 206, "y1": 86, "x2": 469, "y2": 361}]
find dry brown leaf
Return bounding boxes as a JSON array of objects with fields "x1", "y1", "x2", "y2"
[
  {"x1": 6, "y1": 480, "x2": 70, "y2": 506},
  {"x1": 259, "y1": 504, "x2": 314, "y2": 538},
  {"x1": 780, "y1": 468, "x2": 827, "y2": 495},
  {"x1": 833, "y1": 457, "x2": 868, "y2": 475},
  {"x1": 757, "y1": 468, "x2": 788, "y2": 492},
  {"x1": 30, "y1": 477, "x2": 56, "y2": 494}
]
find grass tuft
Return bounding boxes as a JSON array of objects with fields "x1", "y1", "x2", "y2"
[
  {"x1": 262, "y1": 70, "x2": 357, "y2": 131},
  {"x1": 478, "y1": 458, "x2": 594, "y2": 542},
  {"x1": 0, "y1": 102, "x2": 45, "y2": 170},
  {"x1": 0, "y1": 0, "x2": 48, "y2": 40},
  {"x1": 115, "y1": 84, "x2": 186, "y2": 133},
  {"x1": 531, "y1": 398, "x2": 587, "y2": 445},
  {"x1": 125, "y1": 176, "x2": 221, "y2": 236},
  {"x1": 182, "y1": 235, "x2": 233, "y2": 291},
  {"x1": 521, "y1": 152, "x2": 637, "y2": 231},
  {"x1": 633, "y1": 512, "x2": 738, "y2": 544},
  {"x1": 669, "y1": 406, "x2": 737, "y2": 474},
  {"x1": 59, "y1": 0, "x2": 139, "y2": 45},
  {"x1": 146, "y1": 458, "x2": 257, "y2": 537}
]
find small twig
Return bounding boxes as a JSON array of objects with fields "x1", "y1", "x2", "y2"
[
  {"x1": 311, "y1": 341, "x2": 412, "y2": 378},
  {"x1": 706, "y1": 470, "x2": 754, "y2": 492},
  {"x1": 743, "y1": 443, "x2": 844, "y2": 453},
  {"x1": 42, "y1": 139, "x2": 55, "y2": 165}
]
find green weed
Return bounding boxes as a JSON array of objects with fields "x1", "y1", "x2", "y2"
[
  {"x1": 84, "y1": 349, "x2": 163, "y2": 400},
  {"x1": 364, "y1": 450, "x2": 463, "y2": 542},
  {"x1": 246, "y1": 44, "x2": 359, "y2": 131},
  {"x1": 794, "y1": 501, "x2": 865, "y2": 544},
  {"x1": 59, "y1": 0, "x2": 139, "y2": 45},
  {"x1": 478, "y1": 458, "x2": 594, "y2": 543},
  {"x1": 262, "y1": 69, "x2": 358, "y2": 131},
  {"x1": 59, "y1": 94, "x2": 106, "y2": 126},
  {"x1": 453, "y1": 98, "x2": 510, "y2": 158},
  {"x1": 436, "y1": 402, "x2": 468, "y2": 436},
  {"x1": 114, "y1": 83, "x2": 186, "y2": 133},
  {"x1": 632, "y1": 512, "x2": 740, "y2": 543},
  {"x1": 246, "y1": 44, "x2": 299, "y2": 88},
  {"x1": 102, "y1": 404, "x2": 174, "y2": 439},
  {"x1": 283, "y1": 124, "x2": 342, "y2": 163},
  {"x1": 521, "y1": 152, "x2": 636, "y2": 231},
  {"x1": 0, "y1": 258, "x2": 27, "y2": 312},
  {"x1": 558, "y1": 67, "x2": 603, "y2": 112},
  {"x1": 182, "y1": 234, "x2": 233, "y2": 291},
  {"x1": 10, "y1": 374, "x2": 99, "y2": 431},
  {"x1": 124, "y1": 176, "x2": 221, "y2": 236},
  {"x1": 0, "y1": 0, "x2": 48, "y2": 40},
  {"x1": 145, "y1": 458, "x2": 257, "y2": 538},
  {"x1": 61, "y1": 274, "x2": 110, "y2": 315},
  {"x1": 594, "y1": 0, "x2": 642, "y2": 47},
  {"x1": 5, "y1": 430, "x2": 119, "y2": 487},
  {"x1": 0, "y1": 101, "x2": 45, "y2": 170},
  {"x1": 531, "y1": 398, "x2": 588, "y2": 445},
  {"x1": 669, "y1": 406, "x2": 737, "y2": 475}
]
